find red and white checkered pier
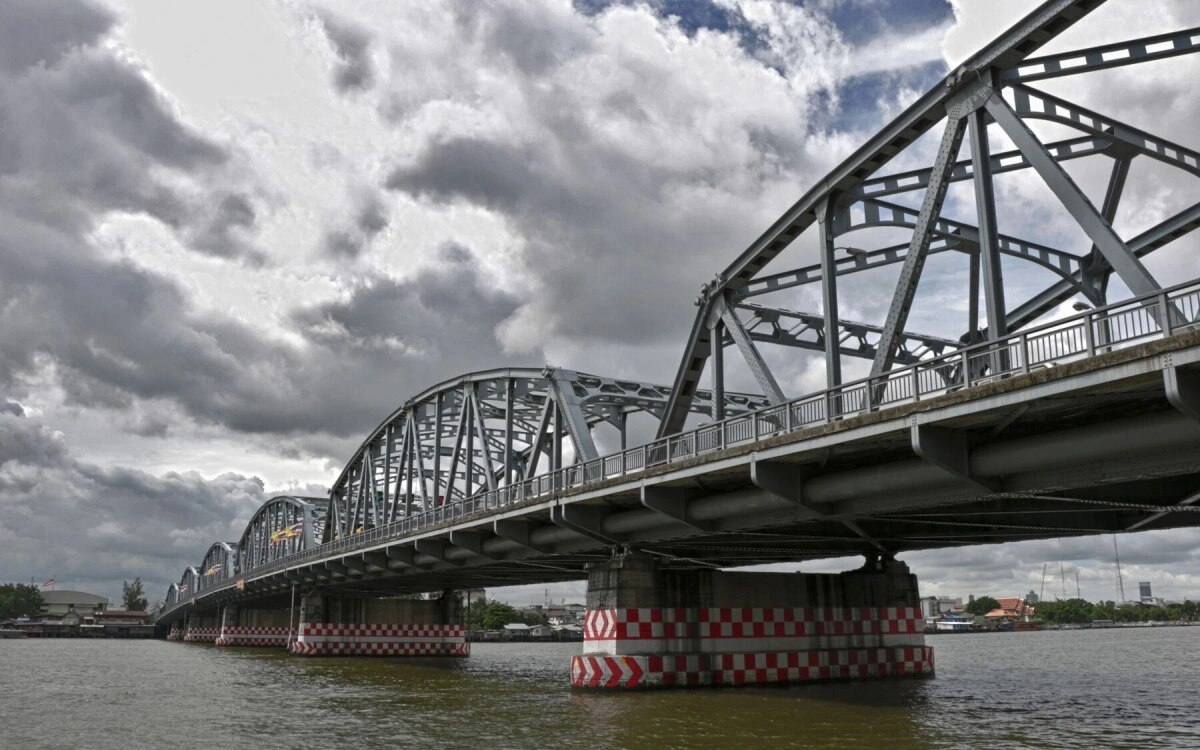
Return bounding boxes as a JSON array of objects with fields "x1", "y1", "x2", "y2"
[
  {"x1": 288, "y1": 590, "x2": 468, "y2": 658},
  {"x1": 570, "y1": 554, "x2": 933, "y2": 689},
  {"x1": 288, "y1": 623, "x2": 468, "y2": 656}
]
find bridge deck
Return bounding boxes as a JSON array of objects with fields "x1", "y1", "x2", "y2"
[{"x1": 160, "y1": 326, "x2": 1200, "y2": 624}]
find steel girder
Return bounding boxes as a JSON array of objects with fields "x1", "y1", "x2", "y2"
[
  {"x1": 324, "y1": 367, "x2": 767, "y2": 543},
  {"x1": 659, "y1": 0, "x2": 1200, "y2": 436},
  {"x1": 731, "y1": 302, "x2": 961, "y2": 366}
]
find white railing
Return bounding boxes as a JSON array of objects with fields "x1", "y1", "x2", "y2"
[{"x1": 159, "y1": 280, "x2": 1200, "y2": 620}]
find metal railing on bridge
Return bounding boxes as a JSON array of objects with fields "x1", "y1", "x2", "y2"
[{"x1": 160, "y1": 280, "x2": 1200, "y2": 619}]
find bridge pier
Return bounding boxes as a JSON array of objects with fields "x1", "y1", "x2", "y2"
[
  {"x1": 289, "y1": 590, "x2": 468, "y2": 657},
  {"x1": 571, "y1": 553, "x2": 931, "y2": 689},
  {"x1": 215, "y1": 604, "x2": 294, "y2": 648},
  {"x1": 182, "y1": 612, "x2": 220, "y2": 643}
]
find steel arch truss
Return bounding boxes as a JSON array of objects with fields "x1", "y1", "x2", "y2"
[
  {"x1": 177, "y1": 567, "x2": 199, "y2": 602},
  {"x1": 197, "y1": 542, "x2": 238, "y2": 592},
  {"x1": 660, "y1": 0, "x2": 1200, "y2": 435},
  {"x1": 238, "y1": 495, "x2": 328, "y2": 573},
  {"x1": 326, "y1": 367, "x2": 767, "y2": 542}
]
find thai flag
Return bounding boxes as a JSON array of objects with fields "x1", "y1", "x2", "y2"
[{"x1": 40, "y1": 577, "x2": 54, "y2": 588}]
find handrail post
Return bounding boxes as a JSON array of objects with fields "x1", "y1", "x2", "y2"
[
  {"x1": 1160, "y1": 292, "x2": 1173, "y2": 336},
  {"x1": 911, "y1": 367, "x2": 920, "y2": 402},
  {"x1": 1084, "y1": 313, "x2": 1095, "y2": 358},
  {"x1": 751, "y1": 412, "x2": 758, "y2": 439},
  {"x1": 1020, "y1": 333, "x2": 1030, "y2": 374}
]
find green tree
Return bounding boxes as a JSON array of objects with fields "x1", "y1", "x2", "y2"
[
  {"x1": 122, "y1": 578, "x2": 148, "y2": 611},
  {"x1": 965, "y1": 596, "x2": 1000, "y2": 616},
  {"x1": 0, "y1": 583, "x2": 44, "y2": 620},
  {"x1": 467, "y1": 600, "x2": 524, "y2": 630}
]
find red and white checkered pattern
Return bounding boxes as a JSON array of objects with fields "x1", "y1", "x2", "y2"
[
  {"x1": 215, "y1": 626, "x2": 293, "y2": 648},
  {"x1": 183, "y1": 627, "x2": 219, "y2": 643},
  {"x1": 584, "y1": 607, "x2": 922, "y2": 640},
  {"x1": 571, "y1": 646, "x2": 934, "y2": 689},
  {"x1": 288, "y1": 622, "x2": 469, "y2": 657},
  {"x1": 166, "y1": 627, "x2": 182, "y2": 642}
]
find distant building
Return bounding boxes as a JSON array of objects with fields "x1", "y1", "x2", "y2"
[
  {"x1": 921, "y1": 596, "x2": 963, "y2": 618},
  {"x1": 1139, "y1": 582, "x2": 1153, "y2": 600},
  {"x1": 984, "y1": 597, "x2": 1036, "y2": 621},
  {"x1": 95, "y1": 610, "x2": 146, "y2": 625},
  {"x1": 39, "y1": 590, "x2": 108, "y2": 620},
  {"x1": 1026, "y1": 589, "x2": 1039, "y2": 605},
  {"x1": 502, "y1": 623, "x2": 530, "y2": 640}
]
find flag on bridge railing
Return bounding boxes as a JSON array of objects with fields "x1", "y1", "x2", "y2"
[{"x1": 205, "y1": 564, "x2": 222, "y2": 576}]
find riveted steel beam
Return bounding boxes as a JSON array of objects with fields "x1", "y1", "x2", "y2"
[
  {"x1": 871, "y1": 114, "x2": 968, "y2": 377},
  {"x1": 986, "y1": 92, "x2": 1166, "y2": 301},
  {"x1": 716, "y1": 294, "x2": 786, "y2": 403},
  {"x1": 1003, "y1": 26, "x2": 1200, "y2": 83}
]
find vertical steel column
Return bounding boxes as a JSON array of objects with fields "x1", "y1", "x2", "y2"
[
  {"x1": 381, "y1": 425, "x2": 392, "y2": 525},
  {"x1": 710, "y1": 317, "x2": 725, "y2": 422},
  {"x1": 433, "y1": 392, "x2": 443, "y2": 508},
  {"x1": 817, "y1": 197, "x2": 842, "y2": 390},
  {"x1": 967, "y1": 247, "x2": 981, "y2": 343},
  {"x1": 464, "y1": 387, "x2": 475, "y2": 496},
  {"x1": 552, "y1": 402, "x2": 563, "y2": 472},
  {"x1": 968, "y1": 109, "x2": 1007, "y2": 342},
  {"x1": 504, "y1": 379, "x2": 514, "y2": 485}
]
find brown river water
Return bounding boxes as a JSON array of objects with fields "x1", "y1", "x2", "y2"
[{"x1": 2, "y1": 626, "x2": 1198, "y2": 749}]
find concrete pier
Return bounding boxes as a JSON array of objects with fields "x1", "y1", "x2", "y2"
[
  {"x1": 571, "y1": 553, "x2": 932, "y2": 689},
  {"x1": 182, "y1": 612, "x2": 220, "y2": 643},
  {"x1": 215, "y1": 605, "x2": 294, "y2": 647},
  {"x1": 289, "y1": 591, "x2": 468, "y2": 657}
]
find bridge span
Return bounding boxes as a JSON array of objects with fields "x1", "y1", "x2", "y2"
[{"x1": 159, "y1": 0, "x2": 1200, "y2": 689}]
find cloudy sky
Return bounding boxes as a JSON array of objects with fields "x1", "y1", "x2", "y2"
[{"x1": 2, "y1": 0, "x2": 1199, "y2": 607}]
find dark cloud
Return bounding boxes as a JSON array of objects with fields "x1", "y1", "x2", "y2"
[
  {"x1": 294, "y1": 242, "x2": 525, "y2": 374},
  {"x1": 190, "y1": 193, "x2": 265, "y2": 264},
  {"x1": 317, "y1": 10, "x2": 375, "y2": 93},
  {"x1": 0, "y1": 413, "x2": 268, "y2": 604},
  {"x1": 1, "y1": 400, "x2": 24, "y2": 417},
  {"x1": 0, "y1": 0, "x2": 114, "y2": 74},
  {"x1": 320, "y1": 191, "x2": 390, "y2": 259}
]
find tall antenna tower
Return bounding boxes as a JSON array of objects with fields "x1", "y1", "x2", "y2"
[
  {"x1": 1060, "y1": 562, "x2": 1066, "y2": 600},
  {"x1": 1075, "y1": 570, "x2": 1081, "y2": 600},
  {"x1": 1112, "y1": 535, "x2": 1126, "y2": 603},
  {"x1": 1039, "y1": 562, "x2": 1048, "y2": 603}
]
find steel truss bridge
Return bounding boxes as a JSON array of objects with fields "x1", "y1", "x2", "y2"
[{"x1": 161, "y1": 0, "x2": 1200, "y2": 624}]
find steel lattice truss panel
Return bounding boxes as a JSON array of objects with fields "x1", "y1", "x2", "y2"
[
  {"x1": 658, "y1": 0, "x2": 1200, "y2": 436},
  {"x1": 324, "y1": 367, "x2": 767, "y2": 542},
  {"x1": 238, "y1": 495, "x2": 328, "y2": 574}
]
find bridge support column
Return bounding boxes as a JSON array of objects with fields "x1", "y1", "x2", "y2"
[
  {"x1": 182, "y1": 611, "x2": 221, "y2": 643},
  {"x1": 571, "y1": 553, "x2": 931, "y2": 689},
  {"x1": 166, "y1": 624, "x2": 183, "y2": 641},
  {"x1": 290, "y1": 590, "x2": 468, "y2": 657},
  {"x1": 215, "y1": 604, "x2": 294, "y2": 648}
]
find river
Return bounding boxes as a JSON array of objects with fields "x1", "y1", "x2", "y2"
[{"x1": 2, "y1": 626, "x2": 1197, "y2": 749}]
